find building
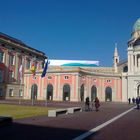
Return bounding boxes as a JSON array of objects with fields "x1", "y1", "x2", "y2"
[
  {"x1": 23, "y1": 39, "x2": 122, "y2": 102},
  {"x1": 0, "y1": 32, "x2": 47, "y2": 100},
  {"x1": 1, "y1": 18, "x2": 140, "y2": 102},
  {"x1": 125, "y1": 18, "x2": 140, "y2": 100}
]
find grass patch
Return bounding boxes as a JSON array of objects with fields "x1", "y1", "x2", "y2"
[{"x1": 0, "y1": 104, "x2": 55, "y2": 119}]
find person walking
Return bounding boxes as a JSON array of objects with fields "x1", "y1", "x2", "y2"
[
  {"x1": 85, "y1": 97, "x2": 90, "y2": 111},
  {"x1": 128, "y1": 98, "x2": 131, "y2": 104},
  {"x1": 132, "y1": 97, "x2": 135, "y2": 104},
  {"x1": 136, "y1": 97, "x2": 140, "y2": 109},
  {"x1": 94, "y1": 97, "x2": 100, "y2": 111}
]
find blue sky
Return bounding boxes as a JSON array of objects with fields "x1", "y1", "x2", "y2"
[{"x1": 0, "y1": 0, "x2": 140, "y2": 66}]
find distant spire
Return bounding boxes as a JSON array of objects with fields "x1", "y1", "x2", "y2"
[
  {"x1": 114, "y1": 43, "x2": 118, "y2": 56},
  {"x1": 113, "y1": 42, "x2": 119, "y2": 73}
]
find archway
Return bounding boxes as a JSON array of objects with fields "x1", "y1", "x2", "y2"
[
  {"x1": 47, "y1": 84, "x2": 53, "y2": 100},
  {"x1": 105, "y1": 87, "x2": 112, "y2": 101},
  {"x1": 91, "y1": 85, "x2": 97, "y2": 101},
  {"x1": 63, "y1": 84, "x2": 70, "y2": 101},
  {"x1": 137, "y1": 84, "x2": 140, "y2": 97},
  {"x1": 31, "y1": 84, "x2": 38, "y2": 100},
  {"x1": 80, "y1": 84, "x2": 84, "y2": 101}
]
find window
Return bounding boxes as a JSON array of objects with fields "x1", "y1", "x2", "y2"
[
  {"x1": 42, "y1": 62, "x2": 44, "y2": 69},
  {"x1": 9, "y1": 71, "x2": 14, "y2": 82},
  {"x1": 26, "y1": 59, "x2": 31, "y2": 69},
  {"x1": 19, "y1": 89, "x2": 23, "y2": 97},
  {"x1": 9, "y1": 55, "x2": 15, "y2": 65},
  {"x1": 9, "y1": 89, "x2": 13, "y2": 97},
  {"x1": 34, "y1": 62, "x2": 38, "y2": 70},
  {"x1": 0, "y1": 51, "x2": 4, "y2": 63},
  {"x1": 123, "y1": 66, "x2": 128, "y2": 72},
  {"x1": 18, "y1": 57, "x2": 22, "y2": 65},
  {"x1": 48, "y1": 76, "x2": 52, "y2": 80},
  {"x1": 64, "y1": 76, "x2": 69, "y2": 80},
  {"x1": 0, "y1": 88, "x2": 3, "y2": 97},
  {"x1": 107, "y1": 79, "x2": 111, "y2": 83},
  {"x1": 93, "y1": 79, "x2": 97, "y2": 82},
  {"x1": 0, "y1": 70, "x2": 4, "y2": 83},
  {"x1": 82, "y1": 76, "x2": 85, "y2": 80}
]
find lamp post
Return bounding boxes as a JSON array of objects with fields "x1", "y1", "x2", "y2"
[
  {"x1": 18, "y1": 62, "x2": 23, "y2": 105},
  {"x1": 45, "y1": 78, "x2": 48, "y2": 106},
  {"x1": 30, "y1": 58, "x2": 36, "y2": 106},
  {"x1": 19, "y1": 79, "x2": 22, "y2": 105},
  {"x1": 31, "y1": 72, "x2": 36, "y2": 106}
]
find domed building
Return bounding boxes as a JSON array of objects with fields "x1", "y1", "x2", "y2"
[
  {"x1": 125, "y1": 18, "x2": 140, "y2": 99},
  {"x1": 132, "y1": 18, "x2": 140, "y2": 33}
]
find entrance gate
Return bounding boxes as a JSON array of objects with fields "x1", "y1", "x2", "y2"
[{"x1": 105, "y1": 87, "x2": 112, "y2": 101}]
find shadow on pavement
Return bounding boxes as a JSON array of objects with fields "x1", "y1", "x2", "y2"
[{"x1": 0, "y1": 122, "x2": 86, "y2": 140}]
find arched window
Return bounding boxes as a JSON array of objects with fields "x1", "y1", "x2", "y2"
[
  {"x1": 105, "y1": 87, "x2": 112, "y2": 101},
  {"x1": 63, "y1": 84, "x2": 70, "y2": 101},
  {"x1": 123, "y1": 66, "x2": 128, "y2": 72},
  {"x1": 137, "y1": 85, "x2": 140, "y2": 97},
  {"x1": 91, "y1": 85, "x2": 97, "y2": 101},
  {"x1": 47, "y1": 84, "x2": 53, "y2": 100},
  {"x1": 31, "y1": 84, "x2": 38, "y2": 100},
  {"x1": 80, "y1": 84, "x2": 84, "y2": 101},
  {"x1": 0, "y1": 51, "x2": 4, "y2": 63}
]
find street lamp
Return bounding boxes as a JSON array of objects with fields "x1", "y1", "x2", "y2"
[{"x1": 30, "y1": 58, "x2": 36, "y2": 106}]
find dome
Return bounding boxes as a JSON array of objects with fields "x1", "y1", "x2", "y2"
[{"x1": 133, "y1": 18, "x2": 140, "y2": 32}]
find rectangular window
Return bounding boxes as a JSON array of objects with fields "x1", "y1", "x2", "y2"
[
  {"x1": 9, "y1": 55, "x2": 15, "y2": 65},
  {"x1": 48, "y1": 76, "x2": 52, "y2": 80},
  {"x1": 35, "y1": 62, "x2": 38, "y2": 70},
  {"x1": 26, "y1": 59, "x2": 31, "y2": 69},
  {"x1": 0, "y1": 88, "x2": 3, "y2": 96},
  {"x1": 9, "y1": 71, "x2": 14, "y2": 82},
  {"x1": 19, "y1": 89, "x2": 23, "y2": 97},
  {"x1": 42, "y1": 62, "x2": 44, "y2": 69},
  {"x1": 64, "y1": 76, "x2": 69, "y2": 80},
  {"x1": 9, "y1": 89, "x2": 13, "y2": 97},
  {"x1": 107, "y1": 79, "x2": 111, "y2": 83},
  {"x1": 0, "y1": 70, "x2": 4, "y2": 83},
  {"x1": 18, "y1": 57, "x2": 22, "y2": 65},
  {"x1": 0, "y1": 51, "x2": 4, "y2": 63}
]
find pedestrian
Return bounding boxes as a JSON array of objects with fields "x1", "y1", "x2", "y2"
[
  {"x1": 128, "y1": 98, "x2": 131, "y2": 104},
  {"x1": 136, "y1": 97, "x2": 140, "y2": 109},
  {"x1": 85, "y1": 97, "x2": 90, "y2": 111},
  {"x1": 132, "y1": 97, "x2": 135, "y2": 104},
  {"x1": 94, "y1": 97, "x2": 100, "y2": 111},
  {"x1": 91, "y1": 99, "x2": 94, "y2": 111}
]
